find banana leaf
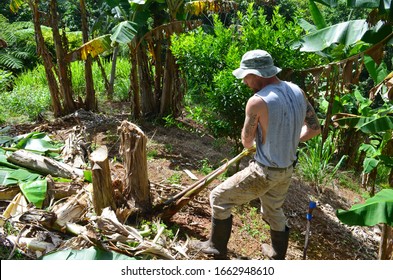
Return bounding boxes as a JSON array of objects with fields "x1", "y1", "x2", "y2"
[
  {"x1": 0, "y1": 154, "x2": 19, "y2": 169},
  {"x1": 363, "y1": 157, "x2": 380, "y2": 173},
  {"x1": 0, "y1": 136, "x2": 13, "y2": 145},
  {"x1": 294, "y1": 20, "x2": 368, "y2": 52},
  {"x1": 111, "y1": 21, "x2": 137, "y2": 45},
  {"x1": 0, "y1": 166, "x2": 41, "y2": 186},
  {"x1": 9, "y1": 0, "x2": 24, "y2": 13},
  {"x1": 364, "y1": 55, "x2": 389, "y2": 84},
  {"x1": 332, "y1": 114, "x2": 393, "y2": 134},
  {"x1": 65, "y1": 35, "x2": 112, "y2": 62},
  {"x1": 19, "y1": 179, "x2": 47, "y2": 208},
  {"x1": 1, "y1": 132, "x2": 62, "y2": 154},
  {"x1": 312, "y1": 0, "x2": 338, "y2": 6},
  {"x1": 0, "y1": 167, "x2": 18, "y2": 186},
  {"x1": 83, "y1": 170, "x2": 93, "y2": 183},
  {"x1": 309, "y1": 0, "x2": 327, "y2": 29},
  {"x1": 336, "y1": 189, "x2": 393, "y2": 226},
  {"x1": 347, "y1": 0, "x2": 391, "y2": 9},
  {"x1": 41, "y1": 246, "x2": 137, "y2": 260},
  {"x1": 357, "y1": 115, "x2": 393, "y2": 134}
]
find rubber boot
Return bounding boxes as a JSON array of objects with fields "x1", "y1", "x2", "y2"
[
  {"x1": 261, "y1": 226, "x2": 290, "y2": 260},
  {"x1": 190, "y1": 216, "x2": 232, "y2": 259}
]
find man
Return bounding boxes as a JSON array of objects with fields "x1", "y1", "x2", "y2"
[{"x1": 191, "y1": 50, "x2": 321, "y2": 260}]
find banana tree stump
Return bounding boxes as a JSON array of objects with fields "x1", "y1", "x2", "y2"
[
  {"x1": 119, "y1": 121, "x2": 151, "y2": 213},
  {"x1": 90, "y1": 146, "x2": 116, "y2": 216}
]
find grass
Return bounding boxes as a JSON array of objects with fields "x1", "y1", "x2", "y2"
[
  {"x1": 0, "y1": 57, "x2": 131, "y2": 125},
  {"x1": 0, "y1": 66, "x2": 51, "y2": 124},
  {"x1": 166, "y1": 172, "x2": 182, "y2": 185},
  {"x1": 147, "y1": 149, "x2": 159, "y2": 160},
  {"x1": 238, "y1": 206, "x2": 269, "y2": 242},
  {"x1": 199, "y1": 158, "x2": 213, "y2": 175}
]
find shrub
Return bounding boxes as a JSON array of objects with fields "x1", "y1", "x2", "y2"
[{"x1": 172, "y1": 4, "x2": 321, "y2": 152}]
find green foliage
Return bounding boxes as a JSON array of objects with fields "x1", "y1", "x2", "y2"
[
  {"x1": 147, "y1": 149, "x2": 158, "y2": 159},
  {"x1": 199, "y1": 158, "x2": 213, "y2": 175},
  {"x1": 166, "y1": 172, "x2": 182, "y2": 184},
  {"x1": 19, "y1": 179, "x2": 47, "y2": 208},
  {"x1": 295, "y1": 0, "x2": 390, "y2": 60},
  {"x1": 337, "y1": 189, "x2": 393, "y2": 226},
  {"x1": 0, "y1": 55, "x2": 131, "y2": 125},
  {"x1": 139, "y1": 219, "x2": 178, "y2": 240},
  {"x1": 237, "y1": 5, "x2": 321, "y2": 69},
  {"x1": 332, "y1": 82, "x2": 393, "y2": 181},
  {"x1": 239, "y1": 206, "x2": 269, "y2": 241},
  {"x1": 172, "y1": 5, "x2": 321, "y2": 150},
  {"x1": 295, "y1": 19, "x2": 369, "y2": 53},
  {"x1": 162, "y1": 114, "x2": 185, "y2": 129},
  {"x1": 297, "y1": 134, "x2": 347, "y2": 192},
  {"x1": 0, "y1": 69, "x2": 14, "y2": 92},
  {"x1": 171, "y1": 16, "x2": 234, "y2": 103},
  {"x1": 208, "y1": 68, "x2": 249, "y2": 151},
  {"x1": 0, "y1": 65, "x2": 51, "y2": 123},
  {"x1": 0, "y1": 15, "x2": 38, "y2": 72}
]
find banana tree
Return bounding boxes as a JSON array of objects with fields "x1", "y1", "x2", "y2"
[
  {"x1": 337, "y1": 188, "x2": 393, "y2": 259},
  {"x1": 292, "y1": 0, "x2": 393, "y2": 145},
  {"x1": 9, "y1": 0, "x2": 116, "y2": 116},
  {"x1": 102, "y1": 0, "x2": 238, "y2": 119},
  {"x1": 298, "y1": 0, "x2": 393, "y2": 56},
  {"x1": 333, "y1": 100, "x2": 393, "y2": 193}
]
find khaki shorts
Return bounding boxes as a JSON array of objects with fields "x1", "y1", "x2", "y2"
[{"x1": 210, "y1": 160, "x2": 293, "y2": 231}]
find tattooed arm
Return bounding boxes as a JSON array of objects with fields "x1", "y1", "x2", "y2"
[
  {"x1": 241, "y1": 96, "x2": 265, "y2": 149},
  {"x1": 299, "y1": 101, "x2": 321, "y2": 142}
]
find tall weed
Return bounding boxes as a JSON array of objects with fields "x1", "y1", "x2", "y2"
[{"x1": 297, "y1": 134, "x2": 347, "y2": 194}]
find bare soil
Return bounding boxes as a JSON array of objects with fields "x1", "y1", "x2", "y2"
[
  {"x1": 6, "y1": 104, "x2": 380, "y2": 260},
  {"x1": 138, "y1": 121, "x2": 379, "y2": 260}
]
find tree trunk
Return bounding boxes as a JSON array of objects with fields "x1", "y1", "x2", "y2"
[
  {"x1": 129, "y1": 43, "x2": 140, "y2": 119},
  {"x1": 159, "y1": 46, "x2": 174, "y2": 117},
  {"x1": 379, "y1": 224, "x2": 391, "y2": 260},
  {"x1": 387, "y1": 226, "x2": 393, "y2": 260},
  {"x1": 153, "y1": 42, "x2": 163, "y2": 111},
  {"x1": 137, "y1": 46, "x2": 155, "y2": 116},
  {"x1": 108, "y1": 45, "x2": 120, "y2": 100},
  {"x1": 80, "y1": 0, "x2": 96, "y2": 111},
  {"x1": 118, "y1": 121, "x2": 151, "y2": 213},
  {"x1": 90, "y1": 146, "x2": 116, "y2": 216},
  {"x1": 29, "y1": 0, "x2": 63, "y2": 117},
  {"x1": 50, "y1": 0, "x2": 75, "y2": 114}
]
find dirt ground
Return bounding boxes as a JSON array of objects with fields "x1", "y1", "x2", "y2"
[
  {"x1": 5, "y1": 104, "x2": 381, "y2": 260},
  {"x1": 136, "y1": 119, "x2": 380, "y2": 260}
]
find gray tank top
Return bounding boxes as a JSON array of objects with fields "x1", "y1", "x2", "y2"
[{"x1": 254, "y1": 81, "x2": 307, "y2": 168}]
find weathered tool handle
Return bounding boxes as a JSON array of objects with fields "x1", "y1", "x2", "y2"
[{"x1": 158, "y1": 146, "x2": 256, "y2": 219}]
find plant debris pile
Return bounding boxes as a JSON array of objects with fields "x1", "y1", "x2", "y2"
[{"x1": 0, "y1": 110, "x2": 190, "y2": 260}]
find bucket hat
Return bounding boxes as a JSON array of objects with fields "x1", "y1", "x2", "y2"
[{"x1": 232, "y1": 50, "x2": 282, "y2": 79}]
